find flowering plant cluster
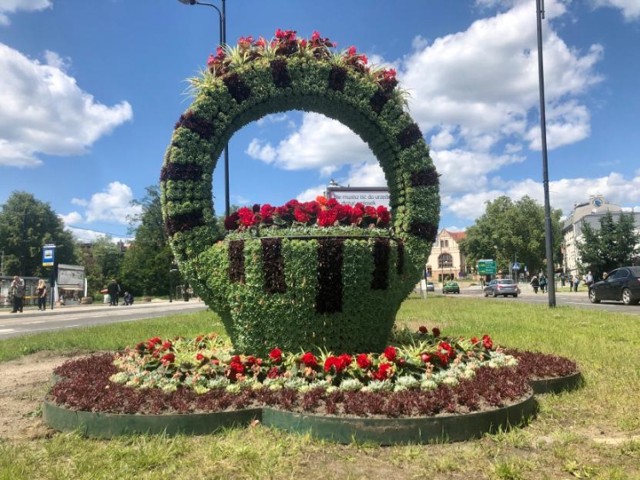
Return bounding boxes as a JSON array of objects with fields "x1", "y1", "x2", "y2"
[
  {"x1": 223, "y1": 196, "x2": 391, "y2": 232},
  {"x1": 109, "y1": 328, "x2": 516, "y2": 395},
  {"x1": 205, "y1": 29, "x2": 398, "y2": 93}
]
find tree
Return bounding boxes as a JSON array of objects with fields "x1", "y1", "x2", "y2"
[
  {"x1": 78, "y1": 236, "x2": 125, "y2": 295},
  {"x1": 576, "y1": 212, "x2": 639, "y2": 279},
  {"x1": 459, "y1": 196, "x2": 563, "y2": 276},
  {"x1": 0, "y1": 191, "x2": 77, "y2": 277},
  {"x1": 119, "y1": 185, "x2": 175, "y2": 296}
]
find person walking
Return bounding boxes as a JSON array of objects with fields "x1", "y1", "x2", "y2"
[
  {"x1": 107, "y1": 279, "x2": 121, "y2": 306},
  {"x1": 36, "y1": 279, "x2": 48, "y2": 311},
  {"x1": 10, "y1": 275, "x2": 25, "y2": 313},
  {"x1": 539, "y1": 274, "x2": 547, "y2": 294},
  {"x1": 530, "y1": 275, "x2": 539, "y2": 294},
  {"x1": 573, "y1": 275, "x2": 580, "y2": 292}
]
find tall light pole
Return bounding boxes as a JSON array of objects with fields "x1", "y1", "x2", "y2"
[
  {"x1": 536, "y1": 0, "x2": 556, "y2": 307},
  {"x1": 177, "y1": 0, "x2": 230, "y2": 218}
]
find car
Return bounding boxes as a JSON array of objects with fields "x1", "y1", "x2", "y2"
[
  {"x1": 588, "y1": 266, "x2": 640, "y2": 305},
  {"x1": 426, "y1": 281, "x2": 435, "y2": 292},
  {"x1": 484, "y1": 279, "x2": 519, "y2": 297},
  {"x1": 442, "y1": 281, "x2": 460, "y2": 294}
]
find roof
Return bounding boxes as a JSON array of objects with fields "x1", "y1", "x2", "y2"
[{"x1": 449, "y1": 231, "x2": 466, "y2": 242}]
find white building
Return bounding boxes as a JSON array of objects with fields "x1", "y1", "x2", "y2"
[
  {"x1": 562, "y1": 195, "x2": 640, "y2": 276},
  {"x1": 425, "y1": 229, "x2": 468, "y2": 283}
]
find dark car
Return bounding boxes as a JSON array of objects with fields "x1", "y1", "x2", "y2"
[
  {"x1": 442, "y1": 281, "x2": 460, "y2": 294},
  {"x1": 588, "y1": 266, "x2": 640, "y2": 305},
  {"x1": 484, "y1": 279, "x2": 519, "y2": 297}
]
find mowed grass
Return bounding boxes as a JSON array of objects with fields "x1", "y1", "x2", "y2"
[{"x1": 1, "y1": 295, "x2": 640, "y2": 480}]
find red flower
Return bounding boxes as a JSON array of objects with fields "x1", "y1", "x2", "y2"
[
  {"x1": 418, "y1": 325, "x2": 428, "y2": 334},
  {"x1": 482, "y1": 335, "x2": 493, "y2": 350},
  {"x1": 160, "y1": 353, "x2": 175, "y2": 364},
  {"x1": 269, "y1": 348, "x2": 282, "y2": 363},
  {"x1": 471, "y1": 336, "x2": 479, "y2": 344},
  {"x1": 317, "y1": 208, "x2": 338, "y2": 227},
  {"x1": 300, "y1": 352, "x2": 318, "y2": 368},
  {"x1": 267, "y1": 366, "x2": 281, "y2": 379},
  {"x1": 196, "y1": 353, "x2": 205, "y2": 361},
  {"x1": 237, "y1": 207, "x2": 256, "y2": 227},
  {"x1": 439, "y1": 341, "x2": 455, "y2": 359},
  {"x1": 372, "y1": 362, "x2": 393, "y2": 381},
  {"x1": 383, "y1": 346, "x2": 397, "y2": 362},
  {"x1": 224, "y1": 211, "x2": 240, "y2": 230},
  {"x1": 161, "y1": 340, "x2": 173, "y2": 351},
  {"x1": 356, "y1": 353, "x2": 372, "y2": 369},
  {"x1": 294, "y1": 207, "x2": 310, "y2": 223}
]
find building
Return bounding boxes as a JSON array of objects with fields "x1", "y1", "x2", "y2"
[
  {"x1": 562, "y1": 195, "x2": 640, "y2": 276},
  {"x1": 425, "y1": 229, "x2": 468, "y2": 282}
]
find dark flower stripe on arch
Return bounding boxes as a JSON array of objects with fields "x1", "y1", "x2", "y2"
[
  {"x1": 223, "y1": 73, "x2": 251, "y2": 103},
  {"x1": 229, "y1": 240, "x2": 245, "y2": 283},
  {"x1": 410, "y1": 167, "x2": 440, "y2": 188},
  {"x1": 371, "y1": 238, "x2": 390, "y2": 290},
  {"x1": 316, "y1": 238, "x2": 343, "y2": 314},
  {"x1": 370, "y1": 89, "x2": 391, "y2": 114},
  {"x1": 270, "y1": 58, "x2": 292, "y2": 88},
  {"x1": 160, "y1": 163, "x2": 203, "y2": 182},
  {"x1": 261, "y1": 238, "x2": 286, "y2": 293},
  {"x1": 409, "y1": 222, "x2": 438, "y2": 243},
  {"x1": 397, "y1": 123, "x2": 423, "y2": 149},
  {"x1": 174, "y1": 111, "x2": 215, "y2": 140},
  {"x1": 328, "y1": 66, "x2": 348, "y2": 91},
  {"x1": 396, "y1": 239, "x2": 405, "y2": 275},
  {"x1": 165, "y1": 211, "x2": 205, "y2": 237}
]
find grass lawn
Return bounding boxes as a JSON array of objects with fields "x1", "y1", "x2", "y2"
[{"x1": 1, "y1": 296, "x2": 639, "y2": 480}]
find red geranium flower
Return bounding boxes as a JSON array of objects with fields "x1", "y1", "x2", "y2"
[
  {"x1": 356, "y1": 353, "x2": 372, "y2": 369},
  {"x1": 372, "y1": 362, "x2": 393, "y2": 381},
  {"x1": 383, "y1": 346, "x2": 397, "y2": 362},
  {"x1": 161, "y1": 353, "x2": 175, "y2": 364},
  {"x1": 269, "y1": 348, "x2": 282, "y2": 363},
  {"x1": 300, "y1": 352, "x2": 318, "y2": 368},
  {"x1": 482, "y1": 334, "x2": 493, "y2": 350}
]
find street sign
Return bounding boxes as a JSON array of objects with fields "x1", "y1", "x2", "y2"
[
  {"x1": 477, "y1": 259, "x2": 497, "y2": 275},
  {"x1": 42, "y1": 244, "x2": 56, "y2": 267},
  {"x1": 512, "y1": 262, "x2": 521, "y2": 271}
]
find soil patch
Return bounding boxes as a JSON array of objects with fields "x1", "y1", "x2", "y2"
[{"x1": 0, "y1": 351, "x2": 84, "y2": 440}]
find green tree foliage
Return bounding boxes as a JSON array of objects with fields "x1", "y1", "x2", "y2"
[
  {"x1": 459, "y1": 196, "x2": 563, "y2": 276},
  {"x1": 119, "y1": 185, "x2": 174, "y2": 296},
  {"x1": 576, "y1": 212, "x2": 640, "y2": 278},
  {"x1": 0, "y1": 191, "x2": 77, "y2": 277},
  {"x1": 78, "y1": 236, "x2": 124, "y2": 296}
]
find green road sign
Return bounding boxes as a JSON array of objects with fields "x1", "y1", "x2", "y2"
[{"x1": 477, "y1": 259, "x2": 496, "y2": 275}]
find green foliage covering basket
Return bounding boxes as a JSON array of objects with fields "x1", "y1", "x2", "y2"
[{"x1": 160, "y1": 30, "x2": 440, "y2": 355}]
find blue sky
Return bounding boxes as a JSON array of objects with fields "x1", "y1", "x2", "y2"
[{"x1": 1, "y1": 0, "x2": 639, "y2": 242}]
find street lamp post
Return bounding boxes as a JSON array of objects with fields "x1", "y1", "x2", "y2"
[
  {"x1": 535, "y1": 0, "x2": 556, "y2": 307},
  {"x1": 177, "y1": 0, "x2": 230, "y2": 218}
]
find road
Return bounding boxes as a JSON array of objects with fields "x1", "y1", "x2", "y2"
[
  {"x1": 440, "y1": 286, "x2": 640, "y2": 315},
  {"x1": 0, "y1": 300, "x2": 208, "y2": 339}
]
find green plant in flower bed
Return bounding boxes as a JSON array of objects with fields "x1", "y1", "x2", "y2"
[
  {"x1": 48, "y1": 328, "x2": 532, "y2": 417},
  {"x1": 160, "y1": 29, "x2": 440, "y2": 355}
]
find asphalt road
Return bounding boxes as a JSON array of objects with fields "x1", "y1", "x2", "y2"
[
  {"x1": 434, "y1": 286, "x2": 640, "y2": 315},
  {"x1": 0, "y1": 300, "x2": 208, "y2": 339}
]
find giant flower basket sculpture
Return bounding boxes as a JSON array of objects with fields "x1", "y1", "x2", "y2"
[{"x1": 161, "y1": 31, "x2": 440, "y2": 355}]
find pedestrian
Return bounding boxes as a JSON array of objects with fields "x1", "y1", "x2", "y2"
[
  {"x1": 584, "y1": 271, "x2": 594, "y2": 288},
  {"x1": 573, "y1": 275, "x2": 580, "y2": 292},
  {"x1": 10, "y1": 275, "x2": 25, "y2": 313},
  {"x1": 539, "y1": 274, "x2": 547, "y2": 293},
  {"x1": 560, "y1": 272, "x2": 566, "y2": 287},
  {"x1": 530, "y1": 275, "x2": 539, "y2": 294},
  {"x1": 107, "y1": 279, "x2": 121, "y2": 306},
  {"x1": 123, "y1": 291, "x2": 134, "y2": 306},
  {"x1": 37, "y1": 279, "x2": 48, "y2": 311}
]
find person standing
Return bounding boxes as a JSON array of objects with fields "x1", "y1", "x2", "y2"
[
  {"x1": 573, "y1": 275, "x2": 580, "y2": 292},
  {"x1": 107, "y1": 279, "x2": 121, "y2": 306},
  {"x1": 36, "y1": 279, "x2": 48, "y2": 311},
  {"x1": 10, "y1": 275, "x2": 25, "y2": 313}
]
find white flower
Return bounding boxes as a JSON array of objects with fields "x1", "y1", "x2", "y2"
[{"x1": 338, "y1": 378, "x2": 363, "y2": 391}]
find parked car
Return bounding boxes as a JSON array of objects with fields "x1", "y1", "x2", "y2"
[
  {"x1": 588, "y1": 266, "x2": 640, "y2": 305},
  {"x1": 426, "y1": 281, "x2": 435, "y2": 292},
  {"x1": 442, "y1": 281, "x2": 460, "y2": 294},
  {"x1": 484, "y1": 279, "x2": 519, "y2": 297}
]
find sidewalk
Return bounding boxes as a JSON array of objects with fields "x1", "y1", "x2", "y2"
[{"x1": 0, "y1": 298, "x2": 202, "y2": 317}]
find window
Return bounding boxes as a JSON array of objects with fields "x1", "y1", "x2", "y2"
[
  {"x1": 438, "y1": 253, "x2": 453, "y2": 268},
  {"x1": 440, "y1": 240, "x2": 449, "y2": 248}
]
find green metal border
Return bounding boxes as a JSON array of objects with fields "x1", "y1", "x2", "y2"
[
  {"x1": 42, "y1": 393, "x2": 537, "y2": 444},
  {"x1": 529, "y1": 371, "x2": 584, "y2": 395}
]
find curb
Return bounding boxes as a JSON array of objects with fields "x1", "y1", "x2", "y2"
[
  {"x1": 42, "y1": 393, "x2": 537, "y2": 444},
  {"x1": 529, "y1": 371, "x2": 584, "y2": 395}
]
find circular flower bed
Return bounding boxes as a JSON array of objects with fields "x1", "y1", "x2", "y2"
[{"x1": 160, "y1": 30, "x2": 440, "y2": 354}]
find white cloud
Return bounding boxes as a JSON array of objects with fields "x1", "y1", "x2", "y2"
[
  {"x1": 0, "y1": 43, "x2": 133, "y2": 167},
  {"x1": 0, "y1": 0, "x2": 51, "y2": 26},
  {"x1": 401, "y1": 0, "x2": 602, "y2": 151},
  {"x1": 592, "y1": 0, "x2": 640, "y2": 20},
  {"x1": 59, "y1": 211, "x2": 82, "y2": 225},
  {"x1": 72, "y1": 182, "x2": 142, "y2": 225},
  {"x1": 245, "y1": 113, "x2": 375, "y2": 176}
]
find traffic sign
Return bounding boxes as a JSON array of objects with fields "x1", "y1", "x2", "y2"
[
  {"x1": 512, "y1": 262, "x2": 521, "y2": 271},
  {"x1": 477, "y1": 259, "x2": 497, "y2": 275}
]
